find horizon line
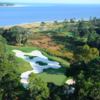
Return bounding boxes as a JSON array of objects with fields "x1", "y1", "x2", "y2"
[{"x1": 0, "y1": 1, "x2": 100, "y2": 4}]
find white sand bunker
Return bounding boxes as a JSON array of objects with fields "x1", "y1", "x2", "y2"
[
  {"x1": 13, "y1": 50, "x2": 61, "y2": 85},
  {"x1": 65, "y1": 79, "x2": 76, "y2": 85}
]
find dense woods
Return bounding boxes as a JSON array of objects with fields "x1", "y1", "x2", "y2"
[{"x1": 0, "y1": 18, "x2": 100, "y2": 100}]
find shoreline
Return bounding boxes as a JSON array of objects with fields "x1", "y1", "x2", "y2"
[
  {"x1": 0, "y1": 18, "x2": 91, "y2": 28},
  {"x1": 0, "y1": 20, "x2": 61, "y2": 28}
]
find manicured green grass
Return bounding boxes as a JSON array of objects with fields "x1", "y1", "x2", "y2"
[
  {"x1": 38, "y1": 73, "x2": 67, "y2": 86},
  {"x1": 37, "y1": 67, "x2": 67, "y2": 86},
  {"x1": 6, "y1": 45, "x2": 39, "y2": 54},
  {"x1": 44, "y1": 67, "x2": 67, "y2": 74},
  {"x1": 15, "y1": 57, "x2": 32, "y2": 74}
]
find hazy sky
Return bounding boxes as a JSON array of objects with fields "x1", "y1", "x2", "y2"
[{"x1": 0, "y1": 0, "x2": 100, "y2": 4}]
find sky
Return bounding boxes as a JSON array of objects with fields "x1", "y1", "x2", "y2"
[{"x1": 0, "y1": 0, "x2": 100, "y2": 4}]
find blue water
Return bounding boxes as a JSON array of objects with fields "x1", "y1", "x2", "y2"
[{"x1": 0, "y1": 4, "x2": 100, "y2": 26}]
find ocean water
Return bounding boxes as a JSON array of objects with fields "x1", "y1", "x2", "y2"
[{"x1": 0, "y1": 4, "x2": 100, "y2": 26}]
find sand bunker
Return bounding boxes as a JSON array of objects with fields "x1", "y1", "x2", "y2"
[{"x1": 65, "y1": 79, "x2": 76, "y2": 85}]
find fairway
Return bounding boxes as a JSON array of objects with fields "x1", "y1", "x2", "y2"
[
  {"x1": 38, "y1": 73, "x2": 67, "y2": 86},
  {"x1": 7, "y1": 45, "x2": 69, "y2": 86},
  {"x1": 37, "y1": 68, "x2": 67, "y2": 86}
]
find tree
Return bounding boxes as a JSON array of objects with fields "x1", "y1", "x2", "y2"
[
  {"x1": 88, "y1": 33, "x2": 100, "y2": 49},
  {"x1": 54, "y1": 20, "x2": 59, "y2": 25},
  {"x1": 69, "y1": 57, "x2": 100, "y2": 100},
  {"x1": 0, "y1": 36, "x2": 26, "y2": 100},
  {"x1": 75, "y1": 58, "x2": 100, "y2": 100},
  {"x1": 40, "y1": 22, "x2": 46, "y2": 31},
  {"x1": 78, "y1": 21, "x2": 90, "y2": 37},
  {"x1": 74, "y1": 44, "x2": 99, "y2": 63},
  {"x1": 87, "y1": 57, "x2": 100, "y2": 81},
  {"x1": 28, "y1": 74, "x2": 49, "y2": 100},
  {"x1": 0, "y1": 73, "x2": 21, "y2": 100},
  {"x1": 0, "y1": 28, "x2": 5, "y2": 35},
  {"x1": 3, "y1": 26, "x2": 31, "y2": 45},
  {"x1": 70, "y1": 18, "x2": 75, "y2": 23},
  {"x1": 0, "y1": 35, "x2": 6, "y2": 59}
]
